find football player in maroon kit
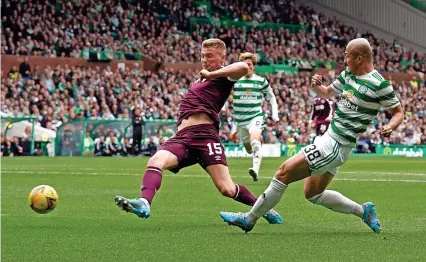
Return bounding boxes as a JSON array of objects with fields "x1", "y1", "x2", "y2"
[
  {"x1": 115, "y1": 39, "x2": 283, "y2": 224},
  {"x1": 310, "y1": 97, "x2": 334, "y2": 138}
]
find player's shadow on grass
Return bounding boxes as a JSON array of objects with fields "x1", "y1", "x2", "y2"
[{"x1": 223, "y1": 229, "x2": 382, "y2": 238}]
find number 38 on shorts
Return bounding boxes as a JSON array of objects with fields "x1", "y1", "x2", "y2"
[{"x1": 301, "y1": 133, "x2": 352, "y2": 176}]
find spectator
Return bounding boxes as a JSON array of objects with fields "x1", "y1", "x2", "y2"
[
  {"x1": 19, "y1": 57, "x2": 31, "y2": 83},
  {"x1": 2, "y1": 137, "x2": 15, "y2": 157},
  {"x1": 12, "y1": 136, "x2": 23, "y2": 156},
  {"x1": 108, "y1": 137, "x2": 122, "y2": 156},
  {"x1": 121, "y1": 137, "x2": 133, "y2": 156},
  {"x1": 141, "y1": 137, "x2": 158, "y2": 156},
  {"x1": 94, "y1": 136, "x2": 110, "y2": 156},
  {"x1": 83, "y1": 132, "x2": 95, "y2": 156}
]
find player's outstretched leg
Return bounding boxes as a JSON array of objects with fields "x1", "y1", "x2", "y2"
[
  {"x1": 206, "y1": 164, "x2": 283, "y2": 225},
  {"x1": 115, "y1": 150, "x2": 178, "y2": 220},
  {"x1": 304, "y1": 174, "x2": 381, "y2": 233},
  {"x1": 220, "y1": 153, "x2": 310, "y2": 232}
]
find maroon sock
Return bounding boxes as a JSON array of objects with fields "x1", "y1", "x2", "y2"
[
  {"x1": 233, "y1": 184, "x2": 257, "y2": 206},
  {"x1": 140, "y1": 166, "x2": 162, "y2": 204}
]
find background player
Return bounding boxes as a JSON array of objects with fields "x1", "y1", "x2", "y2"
[
  {"x1": 310, "y1": 97, "x2": 334, "y2": 141},
  {"x1": 233, "y1": 52, "x2": 279, "y2": 181},
  {"x1": 115, "y1": 39, "x2": 283, "y2": 224},
  {"x1": 220, "y1": 38, "x2": 404, "y2": 233}
]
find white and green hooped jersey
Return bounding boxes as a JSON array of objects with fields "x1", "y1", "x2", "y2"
[
  {"x1": 232, "y1": 74, "x2": 272, "y2": 126},
  {"x1": 329, "y1": 68, "x2": 401, "y2": 147}
]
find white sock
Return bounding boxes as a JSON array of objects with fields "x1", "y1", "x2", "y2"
[
  {"x1": 139, "y1": 197, "x2": 151, "y2": 208},
  {"x1": 246, "y1": 178, "x2": 287, "y2": 224},
  {"x1": 308, "y1": 190, "x2": 364, "y2": 218},
  {"x1": 251, "y1": 139, "x2": 262, "y2": 173}
]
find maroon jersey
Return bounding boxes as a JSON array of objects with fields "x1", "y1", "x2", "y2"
[
  {"x1": 178, "y1": 77, "x2": 236, "y2": 129},
  {"x1": 311, "y1": 98, "x2": 333, "y2": 136}
]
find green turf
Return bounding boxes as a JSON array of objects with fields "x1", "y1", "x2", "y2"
[{"x1": 1, "y1": 157, "x2": 426, "y2": 261}]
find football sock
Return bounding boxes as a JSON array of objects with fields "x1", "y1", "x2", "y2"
[
  {"x1": 308, "y1": 190, "x2": 364, "y2": 218},
  {"x1": 233, "y1": 184, "x2": 257, "y2": 206},
  {"x1": 140, "y1": 166, "x2": 162, "y2": 204},
  {"x1": 246, "y1": 178, "x2": 287, "y2": 224},
  {"x1": 251, "y1": 139, "x2": 262, "y2": 173}
]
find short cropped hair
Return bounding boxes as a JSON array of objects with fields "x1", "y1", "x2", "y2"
[
  {"x1": 202, "y1": 38, "x2": 226, "y2": 55},
  {"x1": 239, "y1": 52, "x2": 258, "y2": 65}
]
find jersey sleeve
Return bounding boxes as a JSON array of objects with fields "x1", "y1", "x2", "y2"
[
  {"x1": 376, "y1": 80, "x2": 401, "y2": 110},
  {"x1": 227, "y1": 76, "x2": 239, "y2": 82},
  {"x1": 260, "y1": 78, "x2": 273, "y2": 98},
  {"x1": 330, "y1": 71, "x2": 345, "y2": 95}
]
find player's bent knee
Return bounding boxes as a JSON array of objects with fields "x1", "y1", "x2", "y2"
[
  {"x1": 273, "y1": 162, "x2": 293, "y2": 184},
  {"x1": 147, "y1": 151, "x2": 168, "y2": 170},
  {"x1": 304, "y1": 186, "x2": 326, "y2": 200},
  {"x1": 147, "y1": 155, "x2": 162, "y2": 169},
  {"x1": 217, "y1": 184, "x2": 236, "y2": 198},
  {"x1": 306, "y1": 192, "x2": 323, "y2": 204}
]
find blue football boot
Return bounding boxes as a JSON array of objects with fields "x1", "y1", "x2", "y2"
[
  {"x1": 263, "y1": 209, "x2": 284, "y2": 224},
  {"x1": 362, "y1": 202, "x2": 382, "y2": 233},
  {"x1": 220, "y1": 212, "x2": 255, "y2": 233},
  {"x1": 115, "y1": 196, "x2": 151, "y2": 219}
]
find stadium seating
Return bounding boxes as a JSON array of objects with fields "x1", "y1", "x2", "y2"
[
  {"x1": 1, "y1": 0, "x2": 425, "y2": 157},
  {"x1": 2, "y1": 62, "x2": 425, "y2": 150},
  {"x1": 1, "y1": 0, "x2": 425, "y2": 73}
]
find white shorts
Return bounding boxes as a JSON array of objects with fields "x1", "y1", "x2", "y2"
[
  {"x1": 302, "y1": 132, "x2": 352, "y2": 176},
  {"x1": 237, "y1": 116, "x2": 264, "y2": 145}
]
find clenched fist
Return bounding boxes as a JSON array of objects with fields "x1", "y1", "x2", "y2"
[
  {"x1": 311, "y1": 74, "x2": 323, "y2": 88},
  {"x1": 199, "y1": 69, "x2": 213, "y2": 80}
]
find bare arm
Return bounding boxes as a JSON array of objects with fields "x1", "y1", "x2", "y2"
[
  {"x1": 199, "y1": 62, "x2": 249, "y2": 80},
  {"x1": 381, "y1": 104, "x2": 404, "y2": 137},
  {"x1": 311, "y1": 74, "x2": 337, "y2": 99}
]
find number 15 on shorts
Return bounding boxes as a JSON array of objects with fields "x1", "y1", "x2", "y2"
[{"x1": 207, "y1": 143, "x2": 222, "y2": 155}]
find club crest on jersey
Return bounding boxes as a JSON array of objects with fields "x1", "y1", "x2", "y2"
[
  {"x1": 359, "y1": 85, "x2": 368, "y2": 94},
  {"x1": 245, "y1": 89, "x2": 252, "y2": 95},
  {"x1": 343, "y1": 90, "x2": 354, "y2": 99}
]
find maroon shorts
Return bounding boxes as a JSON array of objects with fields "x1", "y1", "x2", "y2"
[{"x1": 159, "y1": 124, "x2": 227, "y2": 173}]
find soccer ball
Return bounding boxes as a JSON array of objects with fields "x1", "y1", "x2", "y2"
[{"x1": 28, "y1": 185, "x2": 59, "y2": 214}]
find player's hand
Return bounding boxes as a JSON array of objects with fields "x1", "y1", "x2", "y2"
[
  {"x1": 381, "y1": 125, "x2": 393, "y2": 137},
  {"x1": 272, "y1": 114, "x2": 279, "y2": 123},
  {"x1": 311, "y1": 74, "x2": 322, "y2": 87},
  {"x1": 199, "y1": 69, "x2": 213, "y2": 80}
]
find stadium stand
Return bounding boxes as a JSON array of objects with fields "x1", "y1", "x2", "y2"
[
  {"x1": 2, "y1": 0, "x2": 425, "y2": 73},
  {"x1": 1, "y1": 0, "x2": 425, "y2": 157}
]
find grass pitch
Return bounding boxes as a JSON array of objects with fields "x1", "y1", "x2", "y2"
[{"x1": 1, "y1": 156, "x2": 425, "y2": 261}]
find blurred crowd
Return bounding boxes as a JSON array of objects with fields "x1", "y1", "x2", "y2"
[
  {"x1": 1, "y1": 0, "x2": 425, "y2": 73},
  {"x1": 1, "y1": 0, "x2": 425, "y2": 158},
  {"x1": 2, "y1": 58, "x2": 425, "y2": 155}
]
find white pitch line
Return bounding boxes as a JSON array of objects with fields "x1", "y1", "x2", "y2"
[
  {"x1": 2, "y1": 170, "x2": 426, "y2": 183},
  {"x1": 2, "y1": 169, "x2": 426, "y2": 176},
  {"x1": 3, "y1": 167, "x2": 426, "y2": 176},
  {"x1": 333, "y1": 178, "x2": 426, "y2": 183},
  {"x1": 340, "y1": 171, "x2": 426, "y2": 176}
]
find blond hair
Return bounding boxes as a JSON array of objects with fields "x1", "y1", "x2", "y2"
[
  {"x1": 239, "y1": 52, "x2": 258, "y2": 65},
  {"x1": 202, "y1": 38, "x2": 226, "y2": 55}
]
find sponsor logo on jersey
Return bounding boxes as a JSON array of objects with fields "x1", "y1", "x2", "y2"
[
  {"x1": 339, "y1": 98, "x2": 359, "y2": 111},
  {"x1": 238, "y1": 95, "x2": 258, "y2": 100}
]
